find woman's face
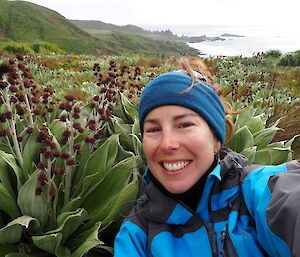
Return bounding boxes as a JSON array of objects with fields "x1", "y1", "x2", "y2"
[{"x1": 143, "y1": 105, "x2": 220, "y2": 194}]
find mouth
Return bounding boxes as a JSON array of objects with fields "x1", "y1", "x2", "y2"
[{"x1": 161, "y1": 160, "x2": 191, "y2": 171}]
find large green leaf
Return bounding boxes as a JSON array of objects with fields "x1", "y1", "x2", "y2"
[
  {"x1": 5, "y1": 254, "x2": 36, "y2": 257},
  {"x1": 0, "y1": 183, "x2": 20, "y2": 218},
  {"x1": 235, "y1": 108, "x2": 254, "y2": 129},
  {"x1": 226, "y1": 126, "x2": 254, "y2": 153},
  {"x1": 0, "y1": 155, "x2": 17, "y2": 199},
  {"x1": 241, "y1": 146, "x2": 257, "y2": 165},
  {"x1": 21, "y1": 128, "x2": 42, "y2": 176},
  {"x1": 0, "y1": 143, "x2": 12, "y2": 154},
  {"x1": 81, "y1": 156, "x2": 137, "y2": 215},
  {"x1": 0, "y1": 150, "x2": 25, "y2": 188},
  {"x1": 255, "y1": 148, "x2": 291, "y2": 165},
  {"x1": 247, "y1": 115, "x2": 264, "y2": 134},
  {"x1": 117, "y1": 93, "x2": 138, "y2": 123},
  {"x1": 102, "y1": 177, "x2": 139, "y2": 225},
  {"x1": 0, "y1": 246, "x2": 18, "y2": 256},
  {"x1": 32, "y1": 233, "x2": 71, "y2": 257},
  {"x1": 72, "y1": 138, "x2": 107, "y2": 191},
  {"x1": 68, "y1": 221, "x2": 103, "y2": 257},
  {"x1": 253, "y1": 127, "x2": 280, "y2": 150},
  {"x1": 61, "y1": 197, "x2": 82, "y2": 214},
  {"x1": 49, "y1": 119, "x2": 67, "y2": 142},
  {"x1": 0, "y1": 216, "x2": 39, "y2": 245},
  {"x1": 17, "y1": 171, "x2": 48, "y2": 228},
  {"x1": 46, "y1": 208, "x2": 88, "y2": 244},
  {"x1": 285, "y1": 135, "x2": 299, "y2": 148},
  {"x1": 72, "y1": 135, "x2": 119, "y2": 197},
  {"x1": 109, "y1": 117, "x2": 132, "y2": 151}
]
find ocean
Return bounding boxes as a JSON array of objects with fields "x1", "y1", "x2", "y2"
[{"x1": 141, "y1": 25, "x2": 300, "y2": 57}]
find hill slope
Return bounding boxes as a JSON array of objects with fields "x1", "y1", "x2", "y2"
[
  {"x1": 0, "y1": 0, "x2": 197, "y2": 56},
  {"x1": 0, "y1": 0, "x2": 113, "y2": 54}
]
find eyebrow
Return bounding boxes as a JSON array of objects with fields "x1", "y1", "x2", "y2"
[{"x1": 144, "y1": 113, "x2": 199, "y2": 124}]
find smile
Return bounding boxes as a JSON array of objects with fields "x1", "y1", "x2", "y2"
[{"x1": 162, "y1": 161, "x2": 191, "y2": 171}]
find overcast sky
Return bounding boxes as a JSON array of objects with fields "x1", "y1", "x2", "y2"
[{"x1": 23, "y1": 0, "x2": 298, "y2": 28}]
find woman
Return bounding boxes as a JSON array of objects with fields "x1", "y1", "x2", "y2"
[{"x1": 114, "y1": 57, "x2": 300, "y2": 257}]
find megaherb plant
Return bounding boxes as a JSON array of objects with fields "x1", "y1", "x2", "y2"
[
  {"x1": 0, "y1": 57, "x2": 143, "y2": 256},
  {"x1": 225, "y1": 105, "x2": 297, "y2": 165}
]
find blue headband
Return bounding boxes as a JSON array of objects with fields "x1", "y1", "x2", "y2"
[{"x1": 138, "y1": 71, "x2": 225, "y2": 144}]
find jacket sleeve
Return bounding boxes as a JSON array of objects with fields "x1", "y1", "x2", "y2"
[
  {"x1": 114, "y1": 220, "x2": 148, "y2": 257},
  {"x1": 241, "y1": 160, "x2": 300, "y2": 257}
]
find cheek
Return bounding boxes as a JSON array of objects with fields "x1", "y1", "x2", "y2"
[{"x1": 142, "y1": 138, "x2": 154, "y2": 159}]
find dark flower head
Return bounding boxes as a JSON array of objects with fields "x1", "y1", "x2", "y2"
[
  {"x1": 49, "y1": 184, "x2": 57, "y2": 198},
  {"x1": 93, "y1": 95, "x2": 100, "y2": 101},
  {"x1": 62, "y1": 130, "x2": 71, "y2": 138},
  {"x1": 64, "y1": 94, "x2": 75, "y2": 101},
  {"x1": 23, "y1": 70, "x2": 32, "y2": 79},
  {"x1": 38, "y1": 171, "x2": 47, "y2": 182},
  {"x1": 26, "y1": 127, "x2": 34, "y2": 134},
  {"x1": 0, "y1": 63, "x2": 10, "y2": 73},
  {"x1": 0, "y1": 81, "x2": 8, "y2": 89},
  {"x1": 73, "y1": 113, "x2": 80, "y2": 119},
  {"x1": 24, "y1": 80, "x2": 32, "y2": 88},
  {"x1": 65, "y1": 103, "x2": 72, "y2": 112},
  {"x1": 9, "y1": 85, "x2": 18, "y2": 93},
  {"x1": 66, "y1": 159, "x2": 76, "y2": 166},
  {"x1": 59, "y1": 137, "x2": 68, "y2": 145},
  {"x1": 73, "y1": 143, "x2": 81, "y2": 150},
  {"x1": 0, "y1": 129, "x2": 9, "y2": 137},
  {"x1": 73, "y1": 122, "x2": 82, "y2": 130},
  {"x1": 43, "y1": 151, "x2": 52, "y2": 159},
  {"x1": 35, "y1": 187, "x2": 42, "y2": 195},
  {"x1": 85, "y1": 136, "x2": 96, "y2": 144},
  {"x1": 52, "y1": 166, "x2": 65, "y2": 174},
  {"x1": 31, "y1": 96, "x2": 39, "y2": 104},
  {"x1": 59, "y1": 103, "x2": 66, "y2": 110},
  {"x1": 4, "y1": 111, "x2": 13, "y2": 120},
  {"x1": 59, "y1": 115, "x2": 67, "y2": 122},
  {"x1": 59, "y1": 151, "x2": 70, "y2": 159},
  {"x1": 73, "y1": 106, "x2": 80, "y2": 113}
]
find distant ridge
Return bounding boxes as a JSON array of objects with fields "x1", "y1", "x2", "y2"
[
  {"x1": 71, "y1": 20, "x2": 149, "y2": 35},
  {"x1": 0, "y1": 0, "x2": 197, "y2": 55}
]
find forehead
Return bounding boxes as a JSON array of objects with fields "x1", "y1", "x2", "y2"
[{"x1": 144, "y1": 105, "x2": 200, "y2": 121}]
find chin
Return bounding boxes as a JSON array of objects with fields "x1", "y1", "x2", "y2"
[{"x1": 165, "y1": 183, "x2": 191, "y2": 194}]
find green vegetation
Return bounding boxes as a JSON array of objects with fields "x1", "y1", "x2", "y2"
[
  {"x1": 0, "y1": 50, "x2": 299, "y2": 256},
  {"x1": 0, "y1": 0, "x2": 196, "y2": 56},
  {"x1": 279, "y1": 50, "x2": 300, "y2": 67}
]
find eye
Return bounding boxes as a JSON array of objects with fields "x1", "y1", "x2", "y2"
[
  {"x1": 178, "y1": 122, "x2": 194, "y2": 128},
  {"x1": 144, "y1": 127, "x2": 161, "y2": 133}
]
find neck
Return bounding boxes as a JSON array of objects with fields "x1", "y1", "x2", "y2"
[{"x1": 149, "y1": 159, "x2": 218, "y2": 211}]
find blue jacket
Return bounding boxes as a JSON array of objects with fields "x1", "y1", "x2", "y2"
[{"x1": 114, "y1": 149, "x2": 300, "y2": 257}]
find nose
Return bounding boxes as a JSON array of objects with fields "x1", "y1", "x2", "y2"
[{"x1": 159, "y1": 130, "x2": 180, "y2": 153}]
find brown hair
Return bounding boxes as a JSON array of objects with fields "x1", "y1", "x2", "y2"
[{"x1": 179, "y1": 57, "x2": 235, "y2": 143}]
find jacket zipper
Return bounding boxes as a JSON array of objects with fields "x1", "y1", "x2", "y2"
[{"x1": 178, "y1": 200, "x2": 219, "y2": 257}]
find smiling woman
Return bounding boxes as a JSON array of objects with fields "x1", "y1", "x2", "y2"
[
  {"x1": 143, "y1": 105, "x2": 219, "y2": 194},
  {"x1": 114, "y1": 57, "x2": 300, "y2": 257}
]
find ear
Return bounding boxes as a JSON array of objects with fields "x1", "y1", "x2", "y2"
[{"x1": 214, "y1": 140, "x2": 221, "y2": 155}]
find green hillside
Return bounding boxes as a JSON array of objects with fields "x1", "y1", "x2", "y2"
[
  {"x1": 0, "y1": 0, "x2": 114, "y2": 54},
  {"x1": 0, "y1": 0, "x2": 197, "y2": 56}
]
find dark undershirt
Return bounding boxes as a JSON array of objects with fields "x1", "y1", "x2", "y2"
[{"x1": 148, "y1": 160, "x2": 217, "y2": 211}]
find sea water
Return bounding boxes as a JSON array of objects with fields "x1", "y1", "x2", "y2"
[{"x1": 141, "y1": 24, "x2": 300, "y2": 57}]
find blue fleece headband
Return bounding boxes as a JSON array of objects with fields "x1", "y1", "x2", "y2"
[{"x1": 139, "y1": 71, "x2": 225, "y2": 144}]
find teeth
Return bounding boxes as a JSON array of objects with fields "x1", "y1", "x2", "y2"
[{"x1": 163, "y1": 161, "x2": 190, "y2": 171}]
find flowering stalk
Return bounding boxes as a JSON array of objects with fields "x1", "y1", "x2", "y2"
[
  {"x1": 1, "y1": 86, "x2": 24, "y2": 166},
  {"x1": 64, "y1": 111, "x2": 75, "y2": 205},
  {"x1": 16, "y1": 63, "x2": 34, "y2": 127}
]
